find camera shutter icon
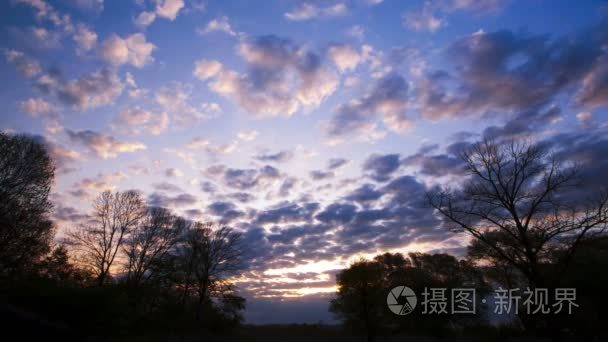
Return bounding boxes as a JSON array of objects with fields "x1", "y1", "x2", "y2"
[{"x1": 387, "y1": 286, "x2": 417, "y2": 315}]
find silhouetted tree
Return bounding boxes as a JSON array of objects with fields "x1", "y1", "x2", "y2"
[
  {"x1": 428, "y1": 140, "x2": 608, "y2": 288},
  {"x1": 0, "y1": 132, "x2": 55, "y2": 276},
  {"x1": 467, "y1": 231, "x2": 526, "y2": 289},
  {"x1": 331, "y1": 252, "x2": 487, "y2": 340},
  {"x1": 330, "y1": 259, "x2": 384, "y2": 342},
  {"x1": 552, "y1": 235, "x2": 608, "y2": 339},
  {"x1": 177, "y1": 222, "x2": 244, "y2": 321},
  {"x1": 217, "y1": 292, "x2": 246, "y2": 326},
  {"x1": 36, "y1": 245, "x2": 92, "y2": 285},
  {"x1": 67, "y1": 190, "x2": 145, "y2": 285},
  {"x1": 123, "y1": 207, "x2": 184, "y2": 291}
]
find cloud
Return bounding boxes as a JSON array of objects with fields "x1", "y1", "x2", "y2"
[
  {"x1": 134, "y1": 0, "x2": 184, "y2": 28},
  {"x1": 200, "y1": 181, "x2": 217, "y2": 193},
  {"x1": 284, "y1": 2, "x2": 347, "y2": 21},
  {"x1": 73, "y1": 24, "x2": 97, "y2": 53},
  {"x1": 135, "y1": 11, "x2": 156, "y2": 28},
  {"x1": 36, "y1": 68, "x2": 123, "y2": 110},
  {"x1": 194, "y1": 35, "x2": 338, "y2": 117},
  {"x1": 66, "y1": 129, "x2": 146, "y2": 159},
  {"x1": 148, "y1": 192, "x2": 198, "y2": 207},
  {"x1": 401, "y1": 146, "x2": 465, "y2": 177},
  {"x1": 100, "y1": 33, "x2": 155, "y2": 68},
  {"x1": 207, "y1": 201, "x2": 245, "y2": 223},
  {"x1": 9, "y1": 26, "x2": 62, "y2": 50},
  {"x1": 164, "y1": 167, "x2": 183, "y2": 178},
  {"x1": 327, "y1": 44, "x2": 361, "y2": 72},
  {"x1": 576, "y1": 111, "x2": 592, "y2": 126},
  {"x1": 69, "y1": 172, "x2": 126, "y2": 199},
  {"x1": 345, "y1": 184, "x2": 383, "y2": 203},
  {"x1": 314, "y1": 203, "x2": 357, "y2": 225},
  {"x1": 544, "y1": 129, "x2": 608, "y2": 192},
  {"x1": 164, "y1": 148, "x2": 196, "y2": 164},
  {"x1": 4, "y1": 49, "x2": 40, "y2": 78},
  {"x1": 155, "y1": 82, "x2": 221, "y2": 126},
  {"x1": 14, "y1": 0, "x2": 74, "y2": 33},
  {"x1": 185, "y1": 137, "x2": 238, "y2": 155},
  {"x1": 481, "y1": 106, "x2": 562, "y2": 141},
  {"x1": 310, "y1": 170, "x2": 334, "y2": 181},
  {"x1": 278, "y1": 177, "x2": 297, "y2": 197},
  {"x1": 13, "y1": 0, "x2": 103, "y2": 57},
  {"x1": 152, "y1": 182, "x2": 183, "y2": 192},
  {"x1": 447, "y1": 0, "x2": 503, "y2": 13},
  {"x1": 328, "y1": 158, "x2": 349, "y2": 170},
  {"x1": 18, "y1": 97, "x2": 54, "y2": 117},
  {"x1": 576, "y1": 55, "x2": 608, "y2": 109},
  {"x1": 52, "y1": 203, "x2": 89, "y2": 223},
  {"x1": 237, "y1": 130, "x2": 259, "y2": 141},
  {"x1": 228, "y1": 192, "x2": 255, "y2": 203},
  {"x1": 347, "y1": 25, "x2": 365, "y2": 40},
  {"x1": 324, "y1": 103, "x2": 382, "y2": 142},
  {"x1": 31, "y1": 135, "x2": 81, "y2": 173},
  {"x1": 402, "y1": 4, "x2": 445, "y2": 33},
  {"x1": 341, "y1": 177, "x2": 432, "y2": 237},
  {"x1": 128, "y1": 164, "x2": 149, "y2": 176},
  {"x1": 18, "y1": 97, "x2": 62, "y2": 132},
  {"x1": 255, "y1": 202, "x2": 319, "y2": 225},
  {"x1": 401, "y1": 0, "x2": 502, "y2": 35},
  {"x1": 197, "y1": 16, "x2": 236, "y2": 36},
  {"x1": 418, "y1": 22, "x2": 608, "y2": 120},
  {"x1": 206, "y1": 164, "x2": 282, "y2": 191},
  {"x1": 325, "y1": 73, "x2": 410, "y2": 139},
  {"x1": 67, "y1": 0, "x2": 104, "y2": 13},
  {"x1": 185, "y1": 137, "x2": 210, "y2": 149},
  {"x1": 112, "y1": 107, "x2": 169, "y2": 135},
  {"x1": 154, "y1": 0, "x2": 184, "y2": 21},
  {"x1": 363, "y1": 153, "x2": 401, "y2": 182},
  {"x1": 193, "y1": 59, "x2": 223, "y2": 79},
  {"x1": 124, "y1": 72, "x2": 148, "y2": 98},
  {"x1": 254, "y1": 150, "x2": 294, "y2": 163}
]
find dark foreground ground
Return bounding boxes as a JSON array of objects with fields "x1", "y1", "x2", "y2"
[
  {"x1": 119, "y1": 325, "x2": 549, "y2": 342},
  {"x1": 2, "y1": 303, "x2": 548, "y2": 341}
]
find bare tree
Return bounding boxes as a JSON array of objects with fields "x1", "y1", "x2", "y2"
[
  {"x1": 428, "y1": 140, "x2": 608, "y2": 287},
  {"x1": 123, "y1": 207, "x2": 184, "y2": 291},
  {"x1": 0, "y1": 132, "x2": 55, "y2": 275},
  {"x1": 67, "y1": 190, "x2": 145, "y2": 286},
  {"x1": 177, "y1": 222, "x2": 244, "y2": 321}
]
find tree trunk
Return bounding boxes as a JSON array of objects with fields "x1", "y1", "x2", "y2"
[
  {"x1": 96, "y1": 271, "x2": 106, "y2": 286},
  {"x1": 195, "y1": 280, "x2": 209, "y2": 322}
]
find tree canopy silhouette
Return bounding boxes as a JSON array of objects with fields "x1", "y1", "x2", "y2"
[
  {"x1": 123, "y1": 206, "x2": 185, "y2": 292},
  {"x1": 330, "y1": 252, "x2": 486, "y2": 341},
  {"x1": 0, "y1": 132, "x2": 55, "y2": 276},
  {"x1": 176, "y1": 223, "x2": 245, "y2": 321}
]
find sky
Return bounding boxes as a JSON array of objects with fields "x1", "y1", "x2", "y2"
[{"x1": 1, "y1": 0, "x2": 608, "y2": 324}]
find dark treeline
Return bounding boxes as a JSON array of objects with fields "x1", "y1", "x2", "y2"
[{"x1": 0, "y1": 132, "x2": 247, "y2": 340}]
